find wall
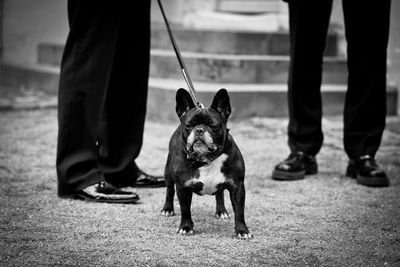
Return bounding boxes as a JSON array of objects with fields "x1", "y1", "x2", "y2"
[
  {"x1": 0, "y1": 0, "x2": 3, "y2": 60},
  {"x1": 0, "y1": 0, "x2": 339, "y2": 67},
  {"x1": 3, "y1": 0, "x2": 215, "y2": 66},
  {"x1": 388, "y1": 1, "x2": 400, "y2": 113},
  {"x1": 151, "y1": 0, "x2": 216, "y2": 23},
  {"x1": 2, "y1": 0, "x2": 400, "y2": 101},
  {"x1": 2, "y1": 0, "x2": 68, "y2": 66}
]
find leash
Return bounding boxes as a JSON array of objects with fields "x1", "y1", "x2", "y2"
[{"x1": 157, "y1": 0, "x2": 204, "y2": 108}]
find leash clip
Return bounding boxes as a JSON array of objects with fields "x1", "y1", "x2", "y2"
[{"x1": 157, "y1": 0, "x2": 204, "y2": 109}]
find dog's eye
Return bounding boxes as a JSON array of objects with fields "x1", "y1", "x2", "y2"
[
  {"x1": 210, "y1": 124, "x2": 219, "y2": 130},
  {"x1": 184, "y1": 124, "x2": 192, "y2": 130}
]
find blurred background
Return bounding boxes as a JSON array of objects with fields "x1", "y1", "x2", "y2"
[{"x1": 0, "y1": 0, "x2": 399, "y2": 120}]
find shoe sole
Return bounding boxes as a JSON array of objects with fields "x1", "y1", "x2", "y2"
[
  {"x1": 134, "y1": 183, "x2": 166, "y2": 188},
  {"x1": 272, "y1": 165, "x2": 318, "y2": 181},
  {"x1": 346, "y1": 166, "x2": 389, "y2": 187},
  {"x1": 60, "y1": 193, "x2": 140, "y2": 204},
  {"x1": 113, "y1": 183, "x2": 165, "y2": 188}
]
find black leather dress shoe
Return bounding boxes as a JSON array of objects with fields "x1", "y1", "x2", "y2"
[
  {"x1": 110, "y1": 169, "x2": 165, "y2": 188},
  {"x1": 134, "y1": 169, "x2": 165, "y2": 188},
  {"x1": 272, "y1": 151, "x2": 318, "y2": 180},
  {"x1": 346, "y1": 155, "x2": 389, "y2": 187},
  {"x1": 61, "y1": 181, "x2": 140, "y2": 204}
]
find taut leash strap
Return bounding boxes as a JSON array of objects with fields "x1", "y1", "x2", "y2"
[{"x1": 157, "y1": 0, "x2": 204, "y2": 108}]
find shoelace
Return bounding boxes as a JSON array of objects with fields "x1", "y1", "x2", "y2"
[
  {"x1": 96, "y1": 181, "x2": 120, "y2": 194},
  {"x1": 288, "y1": 152, "x2": 309, "y2": 161},
  {"x1": 358, "y1": 155, "x2": 378, "y2": 168}
]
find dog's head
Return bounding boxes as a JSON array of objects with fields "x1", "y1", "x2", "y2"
[{"x1": 176, "y1": 88, "x2": 231, "y2": 163}]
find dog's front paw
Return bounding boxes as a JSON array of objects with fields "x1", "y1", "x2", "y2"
[
  {"x1": 177, "y1": 227, "x2": 194, "y2": 235},
  {"x1": 235, "y1": 225, "x2": 253, "y2": 239},
  {"x1": 215, "y1": 211, "x2": 230, "y2": 220},
  {"x1": 236, "y1": 232, "x2": 253, "y2": 239},
  {"x1": 160, "y1": 209, "x2": 175, "y2": 217}
]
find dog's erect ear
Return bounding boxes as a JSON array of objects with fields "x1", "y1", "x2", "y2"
[
  {"x1": 211, "y1": 88, "x2": 231, "y2": 120},
  {"x1": 176, "y1": 88, "x2": 195, "y2": 118}
]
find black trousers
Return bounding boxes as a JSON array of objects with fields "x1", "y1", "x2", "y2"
[
  {"x1": 56, "y1": 1, "x2": 151, "y2": 196},
  {"x1": 287, "y1": 0, "x2": 391, "y2": 158}
]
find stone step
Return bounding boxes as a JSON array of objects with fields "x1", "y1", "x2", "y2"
[
  {"x1": 38, "y1": 45, "x2": 347, "y2": 84},
  {"x1": 151, "y1": 25, "x2": 338, "y2": 56},
  {"x1": 0, "y1": 63, "x2": 60, "y2": 95},
  {"x1": 1, "y1": 63, "x2": 397, "y2": 118},
  {"x1": 146, "y1": 78, "x2": 398, "y2": 120},
  {"x1": 216, "y1": 0, "x2": 281, "y2": 13},
  {"x1": 150, "y1": 50, "x2": 347, "y2": 84},
  {"x1": 37, "y1": 26, "x2": 338, "y2": 66}
]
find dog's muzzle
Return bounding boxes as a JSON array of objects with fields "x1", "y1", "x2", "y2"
[
  {"x1": 185, "y1": 127, "x2": 220, "y2": 163},
  {"x1": 186, "y1": 127, "x2": 217, "y2": 152}
]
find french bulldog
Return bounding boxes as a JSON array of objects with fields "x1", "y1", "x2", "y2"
[{"x1": 161, "y1": 88, "x2": 253, "y2": 239}]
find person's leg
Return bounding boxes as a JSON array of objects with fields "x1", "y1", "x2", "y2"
[
  {"x1": 342, "y1": 0, "x2": 391, "y2": 187},
  {"x1": 272, "y1": 0, "x2": 333, "y2": 180},
  {"x1": 56, "y1": 1, "x2": 121, "y2": 196},
  {"x1": 287, "y1": 0, "x2": 333, "y2": 155},
  {"x1": 97, "y1": 2, "x2": 160, "y2": 187},
  {"x1": 342, "y1": 0, "x2": 391, "y2": 158}
]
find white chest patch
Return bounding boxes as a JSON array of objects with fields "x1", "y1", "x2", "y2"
[{"x1": 197, "y1": 154, "x2": 228, "y2": 195}]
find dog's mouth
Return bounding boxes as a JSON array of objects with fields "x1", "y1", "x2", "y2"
[
  {"x1": 186, "y1": 139, "x2": 219, "y2": 162},
  {"x1": 189, "y1": 139, "x2": 217, "y2": 153},
  {"x1": 192, "y1": 140, "x2": 208, "y2": 153}
]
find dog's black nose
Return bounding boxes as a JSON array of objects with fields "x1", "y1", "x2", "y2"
[{"x1": 195, "y1": 127, "x2": 204, "y2": 135}]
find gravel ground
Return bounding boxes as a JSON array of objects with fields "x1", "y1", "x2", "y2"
[{"x1": 0, "y1": 109, "x2": 399, "y2": 266}]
